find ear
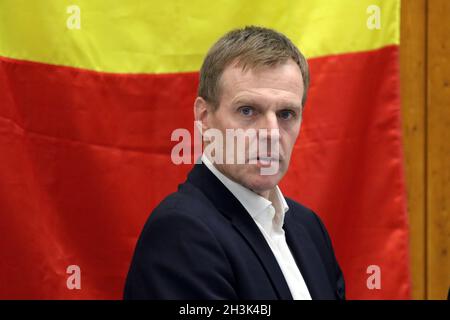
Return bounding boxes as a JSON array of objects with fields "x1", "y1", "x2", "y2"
[{"x1": 194, "y1": 97, "x2": 214, "y2": 133}]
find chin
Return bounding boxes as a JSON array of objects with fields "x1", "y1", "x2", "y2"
[
  {"x1": 225, "y1": 163, "x2": 286, "y2": 194},
  {"x1": 242, "y1": 174, "x2": 282, "y2": 194}
]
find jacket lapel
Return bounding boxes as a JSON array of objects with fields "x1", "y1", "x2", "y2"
[
  {"x1": 186, "y1": 163, "x2": 293, "y2": 300},
  {"x1": 283, "y1": 214, "x2": 336, "y2": 299}
]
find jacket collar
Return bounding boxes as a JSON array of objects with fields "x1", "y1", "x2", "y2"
[
  {"x1": 201, "y1": 154, "x2": 289, "y2": 233},
  {"x1": 283, "y1": 213, "x2": 336, "y2": 299},
  {"x1": 185, "y1": 162, "x2": 293, "y2": 300}
]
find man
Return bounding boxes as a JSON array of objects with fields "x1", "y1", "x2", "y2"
[{"x1": 124, "y1": 26, "x2": 345, "y2": 300}]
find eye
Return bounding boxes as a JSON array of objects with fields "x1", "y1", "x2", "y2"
[
  {"x1": 278, "y1": 109, "x2": 296, "y2": 120},
  {"x1": 238, "y1": 106, "x2": 255, "y2": 117}
]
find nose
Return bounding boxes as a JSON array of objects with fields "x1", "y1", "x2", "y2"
[
  {"x1": 257, "y1": 112, "x2": 280, "y2": 157},
  {"x1": 262, "y1": 111, "x2": 279, "y2": 131}
]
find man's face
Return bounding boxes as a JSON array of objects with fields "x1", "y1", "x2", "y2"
[{"x1": 200, "y1": 59, "x2": 304, "y2": 197}]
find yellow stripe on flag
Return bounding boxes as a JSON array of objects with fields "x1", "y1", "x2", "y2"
[{"x1": 0, "y1": 0, "x2": 399, "y2": 73}]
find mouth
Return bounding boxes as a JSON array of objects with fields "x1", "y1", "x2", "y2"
[{"x1": 249, "y1": 156, "x2": 281, "y2": 168}]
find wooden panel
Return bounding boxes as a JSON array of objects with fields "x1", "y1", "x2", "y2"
[
  {"x1": 427, "y1": 0, "x2": 450, "y2": 300},
  {"x1": 400, "y1": 0, "x2": 427, "y2": 300}
]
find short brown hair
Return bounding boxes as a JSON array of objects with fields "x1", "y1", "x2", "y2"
[{"x1": 198, "y1": 25, "x2": 310, "y2": 109}]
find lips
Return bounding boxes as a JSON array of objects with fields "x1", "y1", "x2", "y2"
[
  {"x1": 258, "y1": 157, "x2": 273, "y2": 166},
  {"x1": 258, "y1": 156, "x2": 279, "y2": 161},
  {"x1": 248, "y1": 156, "x2": 281, "y2": 167}
]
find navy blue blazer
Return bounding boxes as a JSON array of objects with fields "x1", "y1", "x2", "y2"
[{"x1": 124, "y1": 163, "x2": 345, "y2": 300}]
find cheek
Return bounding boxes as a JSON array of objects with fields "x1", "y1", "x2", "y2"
[
  {"x1": 280, "y1": 133, "x2": 294, "y2": 150},
  {"x1": 210, "y1": 109, "x2": 231, "y2": 129},
  {"x1": 218, "y1": 107, "x2": 239, "y2": 127},
  {"x1": 283, "y1": 125, "x2": 301, "y2": 149}
]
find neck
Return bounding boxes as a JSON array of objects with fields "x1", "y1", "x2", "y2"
[{"x1": 253, "y1": 188, "x2": 273, "y2": 200}]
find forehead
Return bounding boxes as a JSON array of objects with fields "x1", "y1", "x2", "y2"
[{"x1": 219, "y1": 59, "x2": 304, "y2": 104}]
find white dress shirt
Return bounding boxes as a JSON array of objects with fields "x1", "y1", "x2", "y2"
[{"x1": 201, "y1": 154, "x2": 312, "y2": 300}]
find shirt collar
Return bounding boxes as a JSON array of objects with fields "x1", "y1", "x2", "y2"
[{"x1": 201, "y1": 154, "x2": 289, "y2": 229}]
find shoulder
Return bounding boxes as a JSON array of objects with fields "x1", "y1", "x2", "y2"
[
  {"x1": 138, "y1": 182, "x2": 226, "y2": 242},
  {"x1": 131, "y1": 184, "x2": 231, "y2": 271},
  {"x1": 125, "y1": 184, "x2": 237, "y2": 299},
  {"x1": 284, "y1": 197, "x2": 334, "y2": 250},
  {"x1": 284, "y1": 197, "x2": 325, "y2": 228}
]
